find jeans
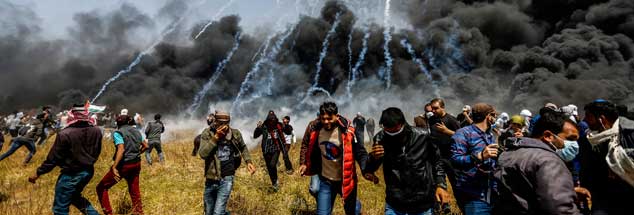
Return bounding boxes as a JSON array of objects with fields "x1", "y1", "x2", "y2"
[
  {"x1": 53, "y1": 170, "x2": 99, "y2": 215},
  {"x1": 316, "y1": 177, "x2": 360, "y2": 215},
  {"x1": 459, "y1": 199, "x2": 491, "y2": 215},
  {"x1": 354, "y1": 130, "x2": 364, "y2": 146},
  {"x1": 145, "y1": 140, "x2": 164, "y2": 165},
  {"x1": 263, "y1": 151, "x2": 280, "y2": 186},
  {"x1": 309, "y1": 175, "x2": 320, "y2": 197},
  {"x1": 0, "y1": 138, "x2": 36, "y2": 164},
  {"x1": 385, "y1": 203, "x2": 432, "y2": 215},
  {"x1": 204, "y1": 176, "x2": 234, "y2": 215},
  {"x1": 96, "y1": 162, "x2": 143, "y2": 215}
]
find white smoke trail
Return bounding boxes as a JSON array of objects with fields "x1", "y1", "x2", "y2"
[
  {"x1": 400, "y1": 39, "x2": 432, "y2": 80},
  {"x1": 346, "y1": 26, "x2": 370, "y2": 98},
  {"x1": 194, "y1": 0, "x2": 238, "y2": 40},
  {"x1": 251, "y1": 15, "x2": 288, "y2": 61},
  {"x1": 347, "y1": 29, "x2": 354, "y2": 75},
  {"x1": 400, "y1": 38, "x2": 439, "y2": 97},
  {"x1": 91, "y1": 3, "x2": 197, "y2": 103},
  {"x1": 382, "y1": 0, "x2": 393, "y2": 89},
  {"x1": 231, "y1": 24, "x2": 297, "y2": 114},
  {"x1": 187, "y1": 32, "x2": 243, "y2": 115},
  {"x1": 299, "y1": 12, "x2": 342, "y2": 105}
]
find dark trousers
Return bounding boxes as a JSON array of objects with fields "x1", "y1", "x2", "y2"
[
  {"x1": 264, "y1": 151, "x2": 280, "y2": 185},
  {"x1": 53, "y1": 170, "x2": 99, "y2": 215},
  {"x1": 279, "y1": 144, "x2": 293, "y2": 171},
  {"x1": 0, "y1": 138, "x2": 36, "y2": 164},
  {"x1": 192, "y1": 140, "x2": 200, "y2": 156},
  {"x1": 354, "y1": 130, "x2": 364, "y2": 146},
  {"x1": 37, "y1": 129, "x2": 49, "y2": 145},
  {"x1": 96, "y1": 162, "x2": 143, "y2": 215}
]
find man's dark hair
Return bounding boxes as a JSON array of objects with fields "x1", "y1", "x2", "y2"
[
  {"x1": 154, "y1": 114, "x2": 161, "y2": 121},
  {"x1": 42, "y1": 106, "x2": 51, "y2": 111},
  {"x1": 584, "y1": 100, "x2": 619, "y2": 122},
  {"x1": 430, "y1": 98, "x2": 445, "y2": 108},
  {"x1": 531, "y1": 111, "x2": 575, "y2": 138},
  {"x1": 539, "y1": 106, "x2": 554, "y2": 116},
  {"x1": 116, "y1": 115, "x2": 131, "y2": 128},
  {"x1": 283, "y1": 116, "x2": 290, "y2": 121},
  {"x1": 319, "y1": 102, "x2": 338, "y2": 115},
  {"x1": 380, "y1": 107, "x2": 407, "y2": 128}
]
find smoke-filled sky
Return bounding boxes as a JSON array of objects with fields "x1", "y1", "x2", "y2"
[{"x1": 1, "y1": 0, "x2": 633, "y2": 129}]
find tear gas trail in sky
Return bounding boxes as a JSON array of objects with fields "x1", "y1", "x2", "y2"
[
  {"x1": 231, "y1": 24, "x2": 297, "y2": 114},
  {"x1": 187, "y1": 32, "x2": 242, "y2": 115},
  {"x1": 91, "y1": 5, "x2": 195, "y2": 103},
  {"x1": 401, "y1": 38, "x2": 439, "y2": 97},
  {"x1": 194, "y1": 0, "x2": 238, "y2": 40},
  {"x1": 346, "y1": 26, "x2": 370, "y2": 98},
  {"x1": 382, "y1": 0, "x2": 393, "y2": 89},
  {"x1": 300, "y1": 12, "x2": 342, "y2": 105}
]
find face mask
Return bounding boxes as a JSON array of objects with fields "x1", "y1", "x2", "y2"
[
  {"x1": 556, "y1": 140, "x2": 579, "y2": 162},
  {"x1": 385, "y1": 126, "x2": 405, "y2": 136},
  {"x1": 425, "y1": 112, "x2": 434, "y2": 119}
]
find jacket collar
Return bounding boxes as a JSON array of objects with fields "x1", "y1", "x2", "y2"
[
  {"x1": 313, "y1": 115, "x2": 351, "y2": 134},
  {"x1": 508, "y1": 137, "x2": 557, "y2": 153}
]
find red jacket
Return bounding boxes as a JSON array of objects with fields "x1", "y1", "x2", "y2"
[{"x1": 301, "y1": 115, "x2": 368, "y2": 200}]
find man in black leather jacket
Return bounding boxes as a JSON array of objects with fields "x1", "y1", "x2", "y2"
[{"x1": 365, "y1": 107, "x2": 450, "y2": 214}]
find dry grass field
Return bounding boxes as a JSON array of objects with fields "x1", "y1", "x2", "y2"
[{"x1": 0, "y1": 129, "x2": 460, "y2": 215}]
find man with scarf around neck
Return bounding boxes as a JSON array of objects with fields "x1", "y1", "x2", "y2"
[
  {"x1": 365, "y1": 107, "x2": 450, "y2": 215},
  {"x1": 96, "y1": 114, "x2": 149, "y2": 215},
  {"x1": 450, "y1": 103, "x2": 499, "y2": 215},
  {"x1": 28, "y1": 104, "x2": 102, "y2": 215},
  {"x1": 578, "y1": 100, "x2": 634, "y2": 215},
  {"x1": 254, "y1": 110, "x2": 291, "y2": 191},
  {"x1": 298, "y1": 102, "x2": 372, "y2": 215}
]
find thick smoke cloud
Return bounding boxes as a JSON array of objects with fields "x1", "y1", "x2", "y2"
[{"x1": 1, "y1": 0, "x2": 633, "y2": 127}]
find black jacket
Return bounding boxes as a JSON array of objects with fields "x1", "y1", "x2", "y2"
[
  {"x1": 36, "y1": 121, "x2": 102, "y2": 175},
  {"x1": 494, "y1": 137, "x2": 580, "y2": 215},
  {"x1": 366, "y1": 125, "x2": 447, "y2": 213}
]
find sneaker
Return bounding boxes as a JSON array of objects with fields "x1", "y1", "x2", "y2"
[
  {"x1": 272, "y1": 183, "x2": 279, "y2": 192},
  {"x1": 286, "y1": 169, "x2": 294, "y2": 175}
]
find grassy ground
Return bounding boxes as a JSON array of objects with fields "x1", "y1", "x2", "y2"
[{"x1": 0, "y1": 130, "x2": 461, "y2": 215}]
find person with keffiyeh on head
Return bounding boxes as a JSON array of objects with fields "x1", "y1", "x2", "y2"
[{"x1": 28, "y1": 103, "x2": 103, "y2": 215}]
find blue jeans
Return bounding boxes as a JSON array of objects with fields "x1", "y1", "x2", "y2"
[
  {"x1": 0, "y1": 139, "x2": 36, "y2": 164},
  {"x1": 204, "y1": 176, "x2": 234, "y2": 215},
  {"x1": 309, "y1": 175, "x2": 320, "y2": 197},
  {"x1": 385, "y1": 203, "x2": 432, "y2": 215},
  {"x1": 460, "y1": 200, "x2": 491, "y2": 215},
  {"x1": 316, "y1": 177, "x2": 360, "y2": 215},
  {"x1": 53, "y1": 170, "x2": 99, "y2": 215},
  {"x1": 145, "y1": 140, "x2": 164, "y2": 165}
]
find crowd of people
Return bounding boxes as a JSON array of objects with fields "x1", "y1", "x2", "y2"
[{"x1": 1, "y1": 98, "x2": 634, "y2": 215}]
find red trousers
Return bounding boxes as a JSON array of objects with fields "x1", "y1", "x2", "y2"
[{"x1": 96, "y1": 162, "x2": 143, "y2": 215}]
